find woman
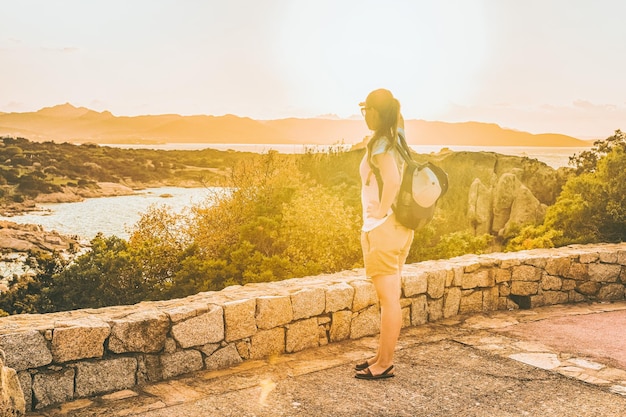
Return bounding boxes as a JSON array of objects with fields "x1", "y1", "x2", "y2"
[{"x1": 355, "y1": 89, "x2": 414, "y2": 380}]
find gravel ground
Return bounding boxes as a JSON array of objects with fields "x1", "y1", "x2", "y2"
[{"x1": 129, "y1": 341, "x2": 626, "y2": 417}]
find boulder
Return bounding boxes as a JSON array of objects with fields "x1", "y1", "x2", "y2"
[
  {"x1": 0, "y1": 221, "x2": 79, "y2": 253},
  {"x1": 466, "y1": 170, "x2": 549, "y2": 238},
  {"x1": 437, "y1": 151, "x2": 564, "y2": 240},
  {"x1": 503, "y1": 185, "x2": 547, "y2": 237},
  {"x1": 492, "y1": 173, "x2": 521, "y2": 233},
  {"x1": 517, "y1": 159, "x2": 562, "y2": 204},
  {"x1": 467, "y1": 178, "x2": 492, "y2": 235}
]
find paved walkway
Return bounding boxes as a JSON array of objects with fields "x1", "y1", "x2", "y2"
[{"x1": 30, "y1": 301, "x2": 626, "y2": 417}]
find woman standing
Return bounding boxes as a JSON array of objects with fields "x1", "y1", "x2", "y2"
[{"x1": 355, "y1": 89, "x2": 414, "y2": 380}]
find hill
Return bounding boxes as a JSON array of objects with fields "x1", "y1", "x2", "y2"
[{"x1": 0, "y1": 103, "x2": 590, "y2": 147}]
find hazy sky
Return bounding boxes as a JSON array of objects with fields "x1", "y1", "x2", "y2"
[{"x1": 1, "y1": 0, "x2": 625, "y2": 138}]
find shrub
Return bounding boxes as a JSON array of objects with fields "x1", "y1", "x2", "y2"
[{"x1": 507, "y1": 130, "x2": 626, "y2": 250}]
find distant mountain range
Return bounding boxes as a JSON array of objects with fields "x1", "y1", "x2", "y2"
[{"x1": 0, "y1": 103, "x2": 591, "y2": 147}]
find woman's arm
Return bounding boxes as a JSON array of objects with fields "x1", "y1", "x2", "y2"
[{"x1": 371, "y1": 152, "x2": 401, "y2": 219}]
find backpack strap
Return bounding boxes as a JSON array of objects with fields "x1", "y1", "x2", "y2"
[
  {"x1": 398, "y1": 130, "x2": 450, "y2": 197},
  {"x1": 367, "y1": 160, "x2": 384, "y2": 201},
  {"x1": 395, "y1": 130, "x2": 412, "y2": 163},
  {"x1": 367, "y1": 130, "x2": 414, "y2": 201},
  {"x1": 396, "y1": 130, "x2": 426, "y2": 169}
]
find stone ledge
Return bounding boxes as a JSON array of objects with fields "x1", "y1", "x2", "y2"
[{"x1": 0, "y1": 242, "x2": 625, "y2": 413}]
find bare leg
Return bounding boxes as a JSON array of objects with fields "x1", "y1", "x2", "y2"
[{"x1": 359, "y1": 273, "x2": 401, "y2": 375}]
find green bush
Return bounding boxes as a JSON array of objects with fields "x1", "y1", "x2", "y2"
[{"x1": 507, "y1": 130, "x2": 626, "y2": 250}]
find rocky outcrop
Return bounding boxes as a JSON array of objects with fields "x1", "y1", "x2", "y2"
[
  {"x1": 33, "y1": 182, "x2": 135, "y2": 203},
  {"x1": 0, "y1": 243, "x2": 624, "y2": 412},
  {"x1": 0, "y1": 221, "x2": 79, "y2": 253},
  {"x1": 1, "y1": 182, "x2": 135, "y2": 214},
  {"x1": 467, "y1": 178, "x2": 492, "y2": 235},
  {"x1": 0, "y1": 349, "x2": 25, "y2": 417},
  {"x1": 492, "y1": 173, "x2": 547, "y2": 237},
  {"x1": 507, "y1": 186, "x2": 546, "y2": 236},
  {"x1": 492, "y1": 173, "x2": 520, "y2": 232},
  {"x1": 461, "y1": 154, "x2": 559, "y2": 237}
]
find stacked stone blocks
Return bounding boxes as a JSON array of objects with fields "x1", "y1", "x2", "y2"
[{"x1": 0, "y1": 243, "x2": 624, "y2": 412}]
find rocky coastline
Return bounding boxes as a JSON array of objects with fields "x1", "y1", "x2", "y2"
[
  {"x1": 0, "y1": 220, "x2": 79, "y2": 254},
  {"x1": 0, "y1": 220, "x2": 81, "y2": 289},
  {"x1": 0, "y1": 182, "x2": 151, "y2": 286},
  {"x1": 0, "y1": 182, "x2": 137, "y2": 217}
]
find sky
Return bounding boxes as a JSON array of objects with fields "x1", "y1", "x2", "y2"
[{"x1": 1, "y1": 0, "x2": 625, "y2": 139}]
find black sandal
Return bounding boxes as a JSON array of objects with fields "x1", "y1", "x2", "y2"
[
  {"x1": 354, "y1": 359, "x2": 373, "y2": 371},
  {"x1": 355, "y1": 365, "x2": 395, "y2": 380}
]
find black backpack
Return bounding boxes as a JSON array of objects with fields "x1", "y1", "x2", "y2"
[{"x1": 370, "y1": 130, "x2": 448, "y2": 229}]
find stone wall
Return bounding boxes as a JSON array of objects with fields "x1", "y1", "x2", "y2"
[{"x1": 1, "y1": 243, "x2": 625, "y2": 412}]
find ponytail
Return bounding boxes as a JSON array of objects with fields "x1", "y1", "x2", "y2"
[{"x1": 367, "y1": 94, "x2": 400, "y2": 162}]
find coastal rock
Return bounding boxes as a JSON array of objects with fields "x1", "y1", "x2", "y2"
[
  {"x1": 438, "y1": 151, "x2": 564, "y2": 239},
  {"x1": 503, "y1": 186, "x2": 547, "y2": 237},
  {"x1": 465, "y1": 172, "x2": 548, "y2": 238},
  {"x1": 0, "y1": 221, "x2": 79, "y2": 253},
  {"x1": 517, "y1": 159, "x2": 562, "y2": 204},
  {"x1": 492, "y1": 173, "x2": 520, "y2": 233},
  {"x1": 468, "y1": 178, "x2": 492, "y2": 235},
  {"x1": 33, "y1": 191, "x2": 83, "y2": 203},
  {"x1": 33, "y1": 182, "x2": 135, "y2": 203},
  {"x1": 76, "y1": 182, "x2": 135, "y2": 198}
]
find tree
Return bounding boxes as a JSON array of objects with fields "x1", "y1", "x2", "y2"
[
  {"x1": 126, "y1": 204, "x2": 190, "y2": 295},
  {"x1": 177, "y1": 152, "x2": 306, "y2": 289},
  {"x1": 0, "y1": 252, "x2": 67, "y2": 315},
  {"x1": 569, "y1": 129, "x2": 625, "y2": 174},
  {"x1": 409, "y1": 227, "x2": 493, "y2": 262},
  {"x1": 129, "y1": 150, "x2": 364, "y2": 295},
  {"x1": 48, "y1": 234, "x2": 148, "y2": 310},
  {"x1": 507, "y1": 130, "x2": 626, "y2": 250},
  {"x1": 281, "y1": 184, "x2": 362, "y2": 275},
  {"x1": 550, "y1": 146, "x2": 626, "y2": 243}
]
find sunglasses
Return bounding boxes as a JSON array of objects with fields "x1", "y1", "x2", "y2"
[{"x1": 360, "y1": 106, "x2": 372, "y2": 116}]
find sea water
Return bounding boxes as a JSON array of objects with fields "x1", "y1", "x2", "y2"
[{"x1": 0, "y1": 187, "x2": 217, "y2": 241}]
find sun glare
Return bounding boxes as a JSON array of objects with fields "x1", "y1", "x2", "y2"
[{"x1": 277, "y1": 1, "x2": 487, "y2": 119}]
